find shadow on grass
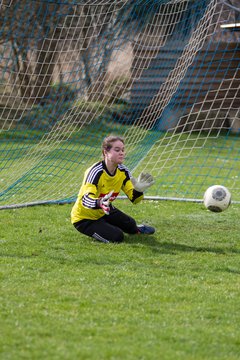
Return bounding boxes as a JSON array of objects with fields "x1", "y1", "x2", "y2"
[{"x1": 126, "y1": 235, "x2": 240, "y2": 255}]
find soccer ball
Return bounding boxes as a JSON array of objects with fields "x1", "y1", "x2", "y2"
[{"x1": 203, "y1": 185, "x2": 231, "y2": 212}]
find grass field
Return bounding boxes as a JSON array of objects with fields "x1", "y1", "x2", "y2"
[{"x1": 1, "y1": 200, "x2": 240, "y2": 360}]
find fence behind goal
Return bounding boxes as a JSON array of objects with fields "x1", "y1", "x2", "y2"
[{"x1": 0, "y1": 0, "x2": 239, "y2": 209}]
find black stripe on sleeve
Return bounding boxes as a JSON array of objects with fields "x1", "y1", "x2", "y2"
[
  {"x1": 131, "y1": 189, "x2": 143, "y2": 202},
  {"x1": 118, "y1": 164, "x2": 131, "y2": 186},
  {"x1": 85, "y1": 162, "x2": 103, "y2": 186}
]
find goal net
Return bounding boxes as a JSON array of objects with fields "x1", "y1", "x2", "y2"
[{"x1": 0, "y1": 0, "x2": 239, "y2": 208}]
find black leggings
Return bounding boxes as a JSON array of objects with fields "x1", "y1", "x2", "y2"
[{"x1": 73, "y1": 207, "x2": 138, "y2": 243}]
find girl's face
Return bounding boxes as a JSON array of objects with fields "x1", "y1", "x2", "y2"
[{"x1": 104, "y1": 140, "x2": 125, "y2": 165}]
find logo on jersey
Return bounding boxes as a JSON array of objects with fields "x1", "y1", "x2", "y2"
[{"x1": 99, "y1": 192, "x2": 119, "y2": 201}]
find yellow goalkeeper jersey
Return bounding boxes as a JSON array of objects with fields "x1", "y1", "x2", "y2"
[{"x1": 71, "y1": 161, "x2": 143, "y2": 223}]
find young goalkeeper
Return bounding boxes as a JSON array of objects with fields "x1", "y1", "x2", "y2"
[{"x1": 71, "y1": 135, "x2": 155, "y2": 243}]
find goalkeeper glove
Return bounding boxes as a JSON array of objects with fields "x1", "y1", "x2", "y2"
[
  {"x1": 131, "y1": 172, "x2": 154, "y2": 192},
  {"x1": 99, "y1": 190, "x2": 114, "y2": 215}
]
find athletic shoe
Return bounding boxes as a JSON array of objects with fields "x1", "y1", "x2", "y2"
[{"x1": 137, "y1": 224, "x2": 155, "y2": 235}]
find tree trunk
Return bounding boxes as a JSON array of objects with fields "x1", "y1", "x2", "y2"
[{"x1": 31, "y1": 38, "x2": 58, "y2": 103}]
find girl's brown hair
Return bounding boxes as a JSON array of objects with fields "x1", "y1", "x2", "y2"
[{"x1": 101, "y1": 135, "x2": 124, "y2": 157}]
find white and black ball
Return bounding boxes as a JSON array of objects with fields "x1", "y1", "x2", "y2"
[{"x1": 203, "y1": 185, "x2": 231, "y2": 212}]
